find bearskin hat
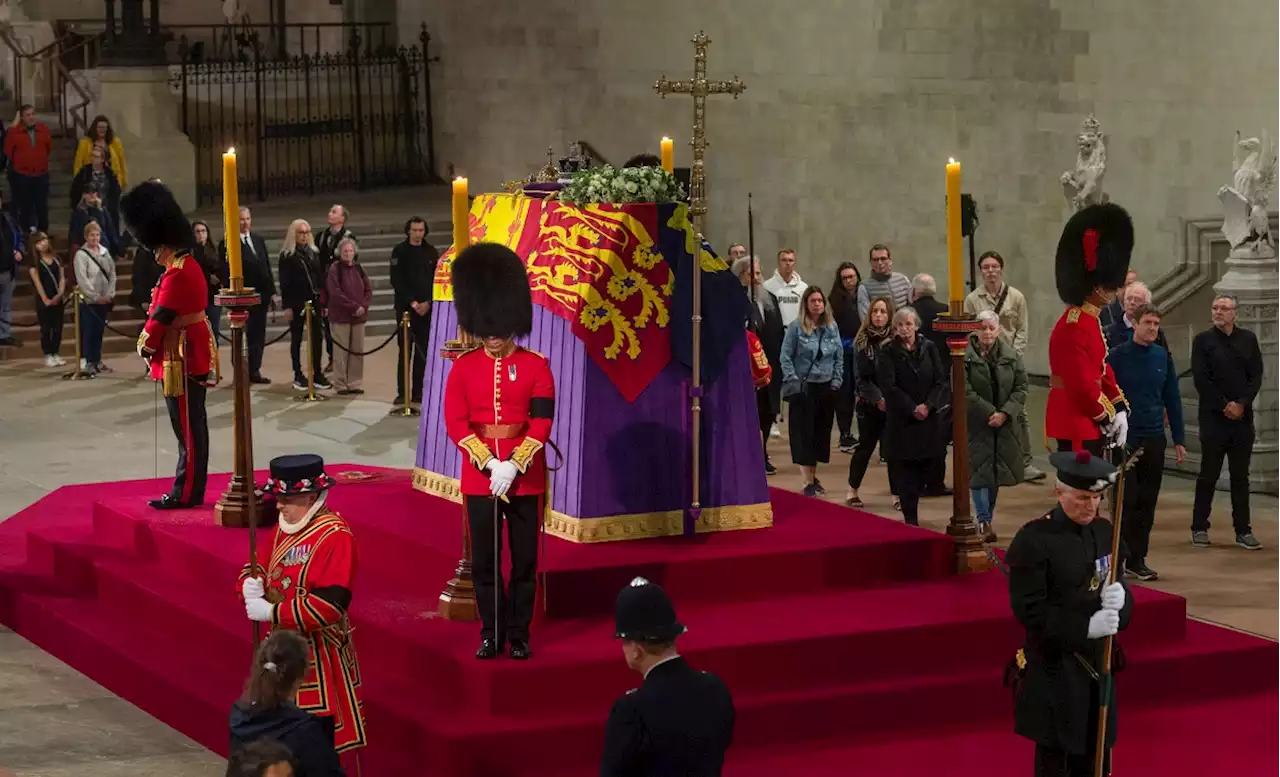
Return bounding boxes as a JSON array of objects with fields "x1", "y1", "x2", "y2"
[
  {"x1": 120, "y1": 181, "x2": 195, "y2": 250},
  {"x1": 1054, "y1": 203, "x2": 1134, "y2": 307},
  {"x1": 452, "y1": 242, "x2": 532, "y2": 339}
]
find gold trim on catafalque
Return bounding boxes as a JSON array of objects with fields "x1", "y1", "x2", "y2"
[{"x1": 413, "y1": 468, "x2": 773, "y2": 543}]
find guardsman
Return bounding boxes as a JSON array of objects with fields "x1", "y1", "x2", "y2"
[
  {"x1": 1045, "y1": 203, "x2": 1133, "y2": 457},
  {"x1": 1005, "y1": 450, "x2": 1133, "y2": 777},
  {"x1": 443, "y1": 242, "x2": 555, "y2": 660},
  {"x1": 239, "y1": 454, "x2": 366, "y2": 754},
  {"x1": 123, "y1": 181, "x2": 219, "y2": 510},
  {"x1": 602, "y1": 577, "x2": 736, "y2": 777}
]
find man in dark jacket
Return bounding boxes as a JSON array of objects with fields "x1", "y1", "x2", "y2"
[
  {"x1": 1190, "y1": 294, "x2": 1264, "y2": 551},
  {"x1": 602, "y1": 578, "x2": 735, "y2": 777},
  {"x1": 219, "y1": 206, "x2": 278, "y2": 383},
  {"x1": 910, "y1": 273, "x2": 953, "y2": 497},
  {"x1": 1006, "y1": 449, "x2": 1133, "y2": 777},
  {"x1": 316, "y1": 204, "x2": 356, "y2": 369},
  {"x1": 735, "y1": 255, "x2": 784, "y2": 475},
  {"x1": 389, "y1": 216, "x2": 438, "y2": 407}
]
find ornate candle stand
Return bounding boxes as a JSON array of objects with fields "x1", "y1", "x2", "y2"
[{"x1": 213, "y1": 286, "x2": 262, "y2": 529}]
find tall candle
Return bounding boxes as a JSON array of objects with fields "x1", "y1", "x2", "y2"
[
  {"x1": 451, "y1": 176, "x2": 470, "y2": 253},
  {"x1": 945, "y1": 158, "x2": 963, "y2": 304},
  {"x1": 222, "y1": 148, "x2": 243, "y2": 284},
  {"x1": 660, "y1": 137, "x2": 675, "y2": 172}
]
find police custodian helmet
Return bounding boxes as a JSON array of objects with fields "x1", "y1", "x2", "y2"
[{"x1": 614, "y1": 577, "x2": 686, "y2": 642}]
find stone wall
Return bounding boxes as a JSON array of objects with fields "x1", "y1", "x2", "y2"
[{"x1": 397, "y1": 0, "x2": 1277, "y2": 375}]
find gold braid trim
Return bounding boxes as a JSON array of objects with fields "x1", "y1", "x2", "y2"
[
  {"x1": 1096, "y1": 393, "x2": 1116, "y2": 422},
  {"x1": 457, "y1": 434, "x2": 495, "y2": 471},
  {"x1": 508, "y1": 438, "x2": 543, "y2": 474}
]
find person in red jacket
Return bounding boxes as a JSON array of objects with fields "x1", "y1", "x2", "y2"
[
  {"x1": 444, "y1": 242, "x2": 555, "y2": 661},
  {"x1": 1045, "y1": 203, "x2": 1133, "y2": 457},
  {"x1": 3, "y1": 105, "x2": 52, "y2": 233},
  {"x1": 125, "y1": 181, "x2": 220, "y2": 510}
]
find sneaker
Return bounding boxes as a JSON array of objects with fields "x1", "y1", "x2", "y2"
[
  {"x1": 292, "y1": 378, "x2": 307, "y2": 391},
  {"x1": 1130, "y1": 562, "x2": 1159, "y2": 581},
  {"x1": 314, "y1": 379, "x2": 333, "y2": 390},
  {"x1": 1023, "y1": 465, "x2": 1047, "y2": 482},
  {"x1": 838, "y1": 435, "x2": 855, "y2": 453},
  {"x1": 770, "y1": 427, "x2": 781, "y2": 438},
  {"x1": 52, "y1": 354, "x2": 65, "y2": 366},
  {"x1": 1235, "y1": 533, "x2": 1262, "y2": 551},
  {"x1": 44, "y1": 355, "x2": 56, "y2": 367},
  {"x1": 764, "y1": 459, "x2": 777, "y2": 476},
  {"x1": 979, "y1": 522, "x2": 997, "y2": 544},
  {"x1": 95, "y1": 362, "x2": 112, "y2": 373},
  {"x1": 802, "y1": 483, "x2": 821, "y2": 498},
  {"x1": 1191, "y1": 530, "x2": 1211, "y2": 547},
  {"x1": 813, "y1": 479, "x2": 826, "y2": 495}
]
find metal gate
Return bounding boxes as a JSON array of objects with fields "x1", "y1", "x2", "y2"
[{"x1": 172, "y1": 27, "x2": 436, "y2": 205}]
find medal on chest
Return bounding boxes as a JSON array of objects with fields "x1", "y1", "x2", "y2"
[
  {"x1": 1090, "y1": 553, "x2": 1111, "y2": 592},
  {"x1": 508, "y1": 363, "x2": 517, "y2": 382}
]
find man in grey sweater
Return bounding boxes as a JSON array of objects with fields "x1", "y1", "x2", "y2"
[{"x1": 856, "y1": 244, "x2": 911, "y2": 318}]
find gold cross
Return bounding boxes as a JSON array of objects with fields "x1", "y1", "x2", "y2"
[{"x1": 654, "y1": 30, "x2": 746, "y2": 229}]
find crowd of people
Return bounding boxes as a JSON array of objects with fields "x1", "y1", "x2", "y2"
[{"x1": 735, "y1": 241, "x2": 1266, "y2": 564}]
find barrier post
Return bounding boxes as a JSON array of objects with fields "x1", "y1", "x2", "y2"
[
  {"x1": 293, "y1": 301, "x2": 326, "y2": 403},
  {"x1": 61, "y1": 291, "x2": 94, "y2": 381},
  {"x1": 393, "y1": 311, "x2": 420, "y2": 417}
]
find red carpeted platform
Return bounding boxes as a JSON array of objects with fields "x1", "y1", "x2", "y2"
[{"x1": 0, "y1": 467, "x2": 1274, "y2": 776}]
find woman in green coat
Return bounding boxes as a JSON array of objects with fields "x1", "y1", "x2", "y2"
[{"x1": 964, "y1": 310, "x2": 1028, "y2": 542}]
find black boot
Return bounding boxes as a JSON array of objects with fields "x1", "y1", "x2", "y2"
[
  {"x1": 475, "y1": 638, "x2": 503, "y2": 659},
  {"x1": 508, "y1": 639, "x2": 531, "y2": 660},
  {"x1": 148, "y1": 494, "x2": 194, "y2": 510}
]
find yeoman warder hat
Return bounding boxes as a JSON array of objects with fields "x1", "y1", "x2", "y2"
[{"x1": 260, "y1": 454, "x2": 335, "y2": 496}]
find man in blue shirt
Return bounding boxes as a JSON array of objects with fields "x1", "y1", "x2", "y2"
[{"x1": 1106, "y1": 304, "x2": 1187, "y2": 581}]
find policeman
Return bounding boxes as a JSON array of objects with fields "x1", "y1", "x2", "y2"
[
  {"x1": 601, "y1": 578, "x2": 735, "y2": 777},
  {"x1": 1006, "y1": 450, "x2": 1134, "y2": 777}
]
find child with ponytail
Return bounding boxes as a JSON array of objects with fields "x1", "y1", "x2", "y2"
[{"x1": 229, "y1": 630, "x2": 346, "y2": 777}]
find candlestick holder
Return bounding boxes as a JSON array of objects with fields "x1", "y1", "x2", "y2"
[
  {"x1": 932, "y1": 303, "x2": 992, "y2": 574},
  {"x1": 213, "y1": 285, "x2": 262, "y2": 529}
]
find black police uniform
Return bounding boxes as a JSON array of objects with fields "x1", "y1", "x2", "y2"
[
  {"x1": 601, "y1": 579, "x2": 735, "y2": 777},
  {"x1": 1005, "y1": 452, "x2": 1134, "y2": 777}
]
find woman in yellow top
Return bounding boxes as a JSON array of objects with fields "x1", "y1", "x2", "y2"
[{"x1": 73, "y1": 115, "x2": 127, "y2": 188}]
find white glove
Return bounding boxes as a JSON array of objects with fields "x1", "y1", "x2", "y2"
[
  {"x1": 485, "y1": 459, "x2": 519, "y2": 498},
  {"x1": 242, "y1": 577, "x2": 265, "y2": 600},
  {"x1": 1087, "y1": 608, "x2": 1120, "y2": 639},
  {"x1": 1104, "y1": 410, "x2": 1129, "y2": 449},
  {"x1": 1100, "y1": 581, "x2": 1126, "y2": 612},
  {"x1": 245, "y1": 597, "x2": 274, "y2": 622}
]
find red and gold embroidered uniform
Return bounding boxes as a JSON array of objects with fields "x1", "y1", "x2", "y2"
[
  {"x1": 239, "y1": 511, "x2": 366, "y2": 753},
  {"x1": 444, "y1": 345, "x2": 555, "y2": 496},
  {"x1": 1045, "y1": 299, "x2": 1128, "y2": 448},
  {"x1": 138, "y1": 248, "x2": 219, "y2": 387},
  {"x1": 747, "y1": 331, "x2": 772, "y2": 389}
]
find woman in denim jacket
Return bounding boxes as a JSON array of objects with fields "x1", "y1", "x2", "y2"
[{"x1": 780, "y1": 285, "x2": 843, "y2": 497}]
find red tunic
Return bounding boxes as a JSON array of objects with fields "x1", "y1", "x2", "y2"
[
  {"x1": 238, "y1": 511, "x2": 366, "y2": 753},
  {"x1": 137, "y1": 249, "x2": 219, "y2": 388},
  {"x1": 1045, "y1": 300, "x2": 1128, "y2": 446},
  {"x1": 444, "y1": 345, "x2": 555, "y2": 496}
]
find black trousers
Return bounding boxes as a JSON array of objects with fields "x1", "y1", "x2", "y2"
[
  {"x1": 887, "y1": 457, "x2": 930, "y2": 525},
  {"x1": 1034, "y1": 744, "x2": 1109, "y2": 777},
  {"x1": 787, "y1": 382, "x2": 836, "y2": 467},
  {"x1": 1192, "y1": 420, "x2": 1253, "y2": 535},
  {"x1": 467, "y1": 493, "x2": 541, "y2": 643},
  {"x1": 1122, "y1": 436, "x2": 1166, "y2": 564},
  {"x1": 288, "y1": 305, "x2": 323, "y2": 380},
  {"x1": 395, "y1": 306, "x2": 430, "y2": 402},
  {"x1": 246, "y1": 303, "x2": 268, "y2": 377},
  {"x1": 756, "y1": 388, "x2": 774, "y2": 459},
  {"x1": 164, "y1": 378, "x2": 209, "y2": 505},
  {"x1": 36, "y1": 304, "x2": 62, "y2": 355},
  {"x1": 847, "y1": 403, "x2": 886, "y2": 489},
  {"x1": 834, "y1": 350, "x2": 855, "y2": 438},
  {"x1": 8, "y1": 171, "x2": 49, "y2": 233},
  {"x1": 323, "y1": 317, "x2": 334, "y2": 360}
]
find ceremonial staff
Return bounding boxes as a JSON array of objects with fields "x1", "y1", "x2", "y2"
[
  {"x1": 655, "y1": 30, "x2": 745, "y2": 527},
  {"x1": 1095, "y1": 445, "x2": 1143, "y2": 777},
  {"x1": 747, "y1": 193, "x2": 756, "y2": 311}
]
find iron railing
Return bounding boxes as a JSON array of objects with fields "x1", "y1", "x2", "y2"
[{"x1": 0, "y1": 23, "x2": 95, "y2": 136}]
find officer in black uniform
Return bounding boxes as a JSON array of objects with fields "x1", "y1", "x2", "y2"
[
  {"x1": 601, "y1": 577, "x2": 735, "y2": 777},
  {"x1": 1005, "y1": 449, "x2": 1135, "y2": 777}
]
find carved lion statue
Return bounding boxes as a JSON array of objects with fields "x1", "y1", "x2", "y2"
[{"x1": 1061, "y1": 115, "x2": 1109, "y2": 211}]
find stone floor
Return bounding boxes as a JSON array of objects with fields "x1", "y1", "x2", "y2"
[{"x1": 0, "y1": 344, "x2": 1274, "y2": 775}]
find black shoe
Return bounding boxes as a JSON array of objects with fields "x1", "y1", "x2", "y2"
[
  {"x1": 314, "y1": 379, "x2": 333, "y2": 390},
  {"x1": 813, "y1": 479, "x2": 826, "y2": 495},
  {"x1": 1131, "y1": 562, "x2": 1158, "y2": 581},
  {"x1": 508, "y1": 640, "x2": 531, "y2": 660},
  {"x1": 764, "y1": 458, "x2": 777, "y2": 475},
  {"x1": 802, "y1": 483, "x2": 820, "y2": 498},
  {"x1": 148, "y1": 494, "x2": 195, "y2": 510},
  {"x1": 392, "y1": 395, "x2": 406, "y2": 406},
  {"x1": 250, "y1": 374, "x2": 271, "y2": 384},
  {"x1": 475, "y1": 639, "x2": 502, "y2": 659}
]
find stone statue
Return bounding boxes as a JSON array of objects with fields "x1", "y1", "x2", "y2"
[
  {"x1": 1061, "y1": 115, "x2": 1109, "y2": 211},
  {"x1": 1218, "y1": 130, "x2": 1277, "y2": 255}
]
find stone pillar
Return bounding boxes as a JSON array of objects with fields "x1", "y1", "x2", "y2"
[
  {"x1": 97, "y1": 67, "x2": 197, "y2": 210},
  {"x1": 1212, "y1": 243, "x2": 1279, "y2": 494},
  {"x1": 100, "y1": 0, "x2": 166, "y2": 67}
]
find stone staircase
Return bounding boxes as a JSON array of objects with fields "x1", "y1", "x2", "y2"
[{"x1": 2, "y1": 205, "x2": 454, "y2": 362}]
